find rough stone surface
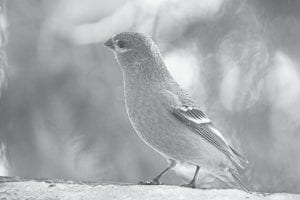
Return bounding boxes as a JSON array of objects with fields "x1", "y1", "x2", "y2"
[{"x1": 0, "y1": 176, "x2": 299, "y2": 200}]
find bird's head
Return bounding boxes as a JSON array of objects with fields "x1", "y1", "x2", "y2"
[{"x1": 104, "y1": 32, "x2": 163, "y2": 71}]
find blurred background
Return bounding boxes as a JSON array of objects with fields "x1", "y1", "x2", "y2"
[{"x1": 0, "y1": 0, "x2": 300, "y2": 194}]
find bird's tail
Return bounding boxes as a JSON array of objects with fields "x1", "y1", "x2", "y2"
[
  {"x1": 228, "y1": 145, "x2": 249, "y2": 169},
  {"x1": 229, "y1": 168, "x2": 251, "y2": 193}
]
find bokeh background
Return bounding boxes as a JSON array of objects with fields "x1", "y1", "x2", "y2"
[{"x1": 0, "y1": 0, "x2": 300, "y2": 194}]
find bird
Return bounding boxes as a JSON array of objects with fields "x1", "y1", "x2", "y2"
[{"x1": 104, "y1": 32, "x2": 250, "y2": 192}]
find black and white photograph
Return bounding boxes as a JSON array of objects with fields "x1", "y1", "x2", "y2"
[{"x1": 0, "y1": 0, "x2": 300, "y2": 199}]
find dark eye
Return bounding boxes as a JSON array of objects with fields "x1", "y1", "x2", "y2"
[{"x1": 116, "y1": 40, "x2": 125, "y2": 48}]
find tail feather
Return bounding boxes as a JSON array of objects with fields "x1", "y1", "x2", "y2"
[
  {"x1": 230, "y1": 146, "x2": 249, "y2": 164},
  {"x1": 228, "y1": 145, "x2": 249, "y2": 169},
  {"x1": 229, "y1": 168, "x2": 251, "y2": 193}
]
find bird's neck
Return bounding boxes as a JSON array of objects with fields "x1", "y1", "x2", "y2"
[{"x1": 124, "y1": 56, "x2": 174, "y2": 83}]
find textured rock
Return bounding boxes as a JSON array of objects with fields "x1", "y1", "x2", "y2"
[{"x1": 0, "y1": 176, "x2": 299, "y2": 200}]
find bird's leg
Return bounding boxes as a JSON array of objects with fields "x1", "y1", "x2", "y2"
[
  {"x1": 181, "y1": 166, "x2": 200, "y2": 188},
  {"x1": 139, "y1": 160, "x2": 176, "y2": 185},
  {"x1": 145, "y1": 166, "x2": 170, "y2": 185}
]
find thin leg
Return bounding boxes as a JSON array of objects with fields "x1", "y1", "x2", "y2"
[
  {"x1": 139, "y1": 160, "x2": 176, "y2": 185},
  {"x1": 181, "y1": 166, "x2": 200, "y2": 188}
]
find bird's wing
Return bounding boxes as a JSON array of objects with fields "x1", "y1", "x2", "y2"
[{"x1": 172, "y1": 105, "x2": 248, "y2": 168}]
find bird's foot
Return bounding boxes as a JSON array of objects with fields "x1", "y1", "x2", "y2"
[
  {"x1": 138, "y1": 178, "x2": 162, "y2": 185},
  {"x1": 181, "y1": 181, "x2": 196, "y2": 189}
]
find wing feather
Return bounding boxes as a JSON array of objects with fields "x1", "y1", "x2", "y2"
[{"x1": 172, "y1": 105, "x2": 248, "y2": 168}]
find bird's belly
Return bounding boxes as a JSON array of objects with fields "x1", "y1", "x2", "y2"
[{"x1": 128, "y1": 106, "x2": 228, "y2": 168}]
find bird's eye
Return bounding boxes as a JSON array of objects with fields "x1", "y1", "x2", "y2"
[{"x1": 116, "y1": 40, "x2": 125, "y2": 48}]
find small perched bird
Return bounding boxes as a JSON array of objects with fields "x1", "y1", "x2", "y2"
[{"x1": 104, "y1": 32, "x2": 250, "y2": 192}]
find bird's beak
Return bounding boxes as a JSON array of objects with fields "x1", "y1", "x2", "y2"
[{"x1": 104, "y1": 38, "x2": 115, "y2": 51}]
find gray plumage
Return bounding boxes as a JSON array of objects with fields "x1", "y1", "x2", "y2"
[{"x1": 104, "y1": 32, "x2": 250, "y2": 192}]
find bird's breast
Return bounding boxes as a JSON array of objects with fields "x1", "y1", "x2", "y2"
[{"x1": 124, "y1": 86, "x2": 178, "y2": 144}]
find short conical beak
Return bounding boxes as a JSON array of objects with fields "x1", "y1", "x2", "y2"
[{"x1": 104, "y1": 38, "x2": 115, "y2": 50}]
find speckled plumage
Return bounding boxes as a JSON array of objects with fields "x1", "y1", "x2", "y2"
[{"x1": 105, "y1": 32, "x2": 249, "y2": 191}]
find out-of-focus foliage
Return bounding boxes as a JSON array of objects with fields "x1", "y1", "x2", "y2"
[
  {"x1": 0, "y1": 0, "x2": 8, "y2": 176},
  {"x1": 1, "y1": 0, "x2": 300, "y2": 194},
  {"x1": 0, "y1": 0, "x2": 7, "y2": 94}
]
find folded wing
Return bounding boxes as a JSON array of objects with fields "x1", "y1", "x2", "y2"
[{"x1": 172, "y1": 105, "x2": 248, "y2": 169}]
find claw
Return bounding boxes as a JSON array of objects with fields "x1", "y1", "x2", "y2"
[
  {"x1": 181, "y1": 182, "x2": 196, "y2": 189},
  {"x1": 139, "y1": 178, "x2": 162, "y2": 185}
]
